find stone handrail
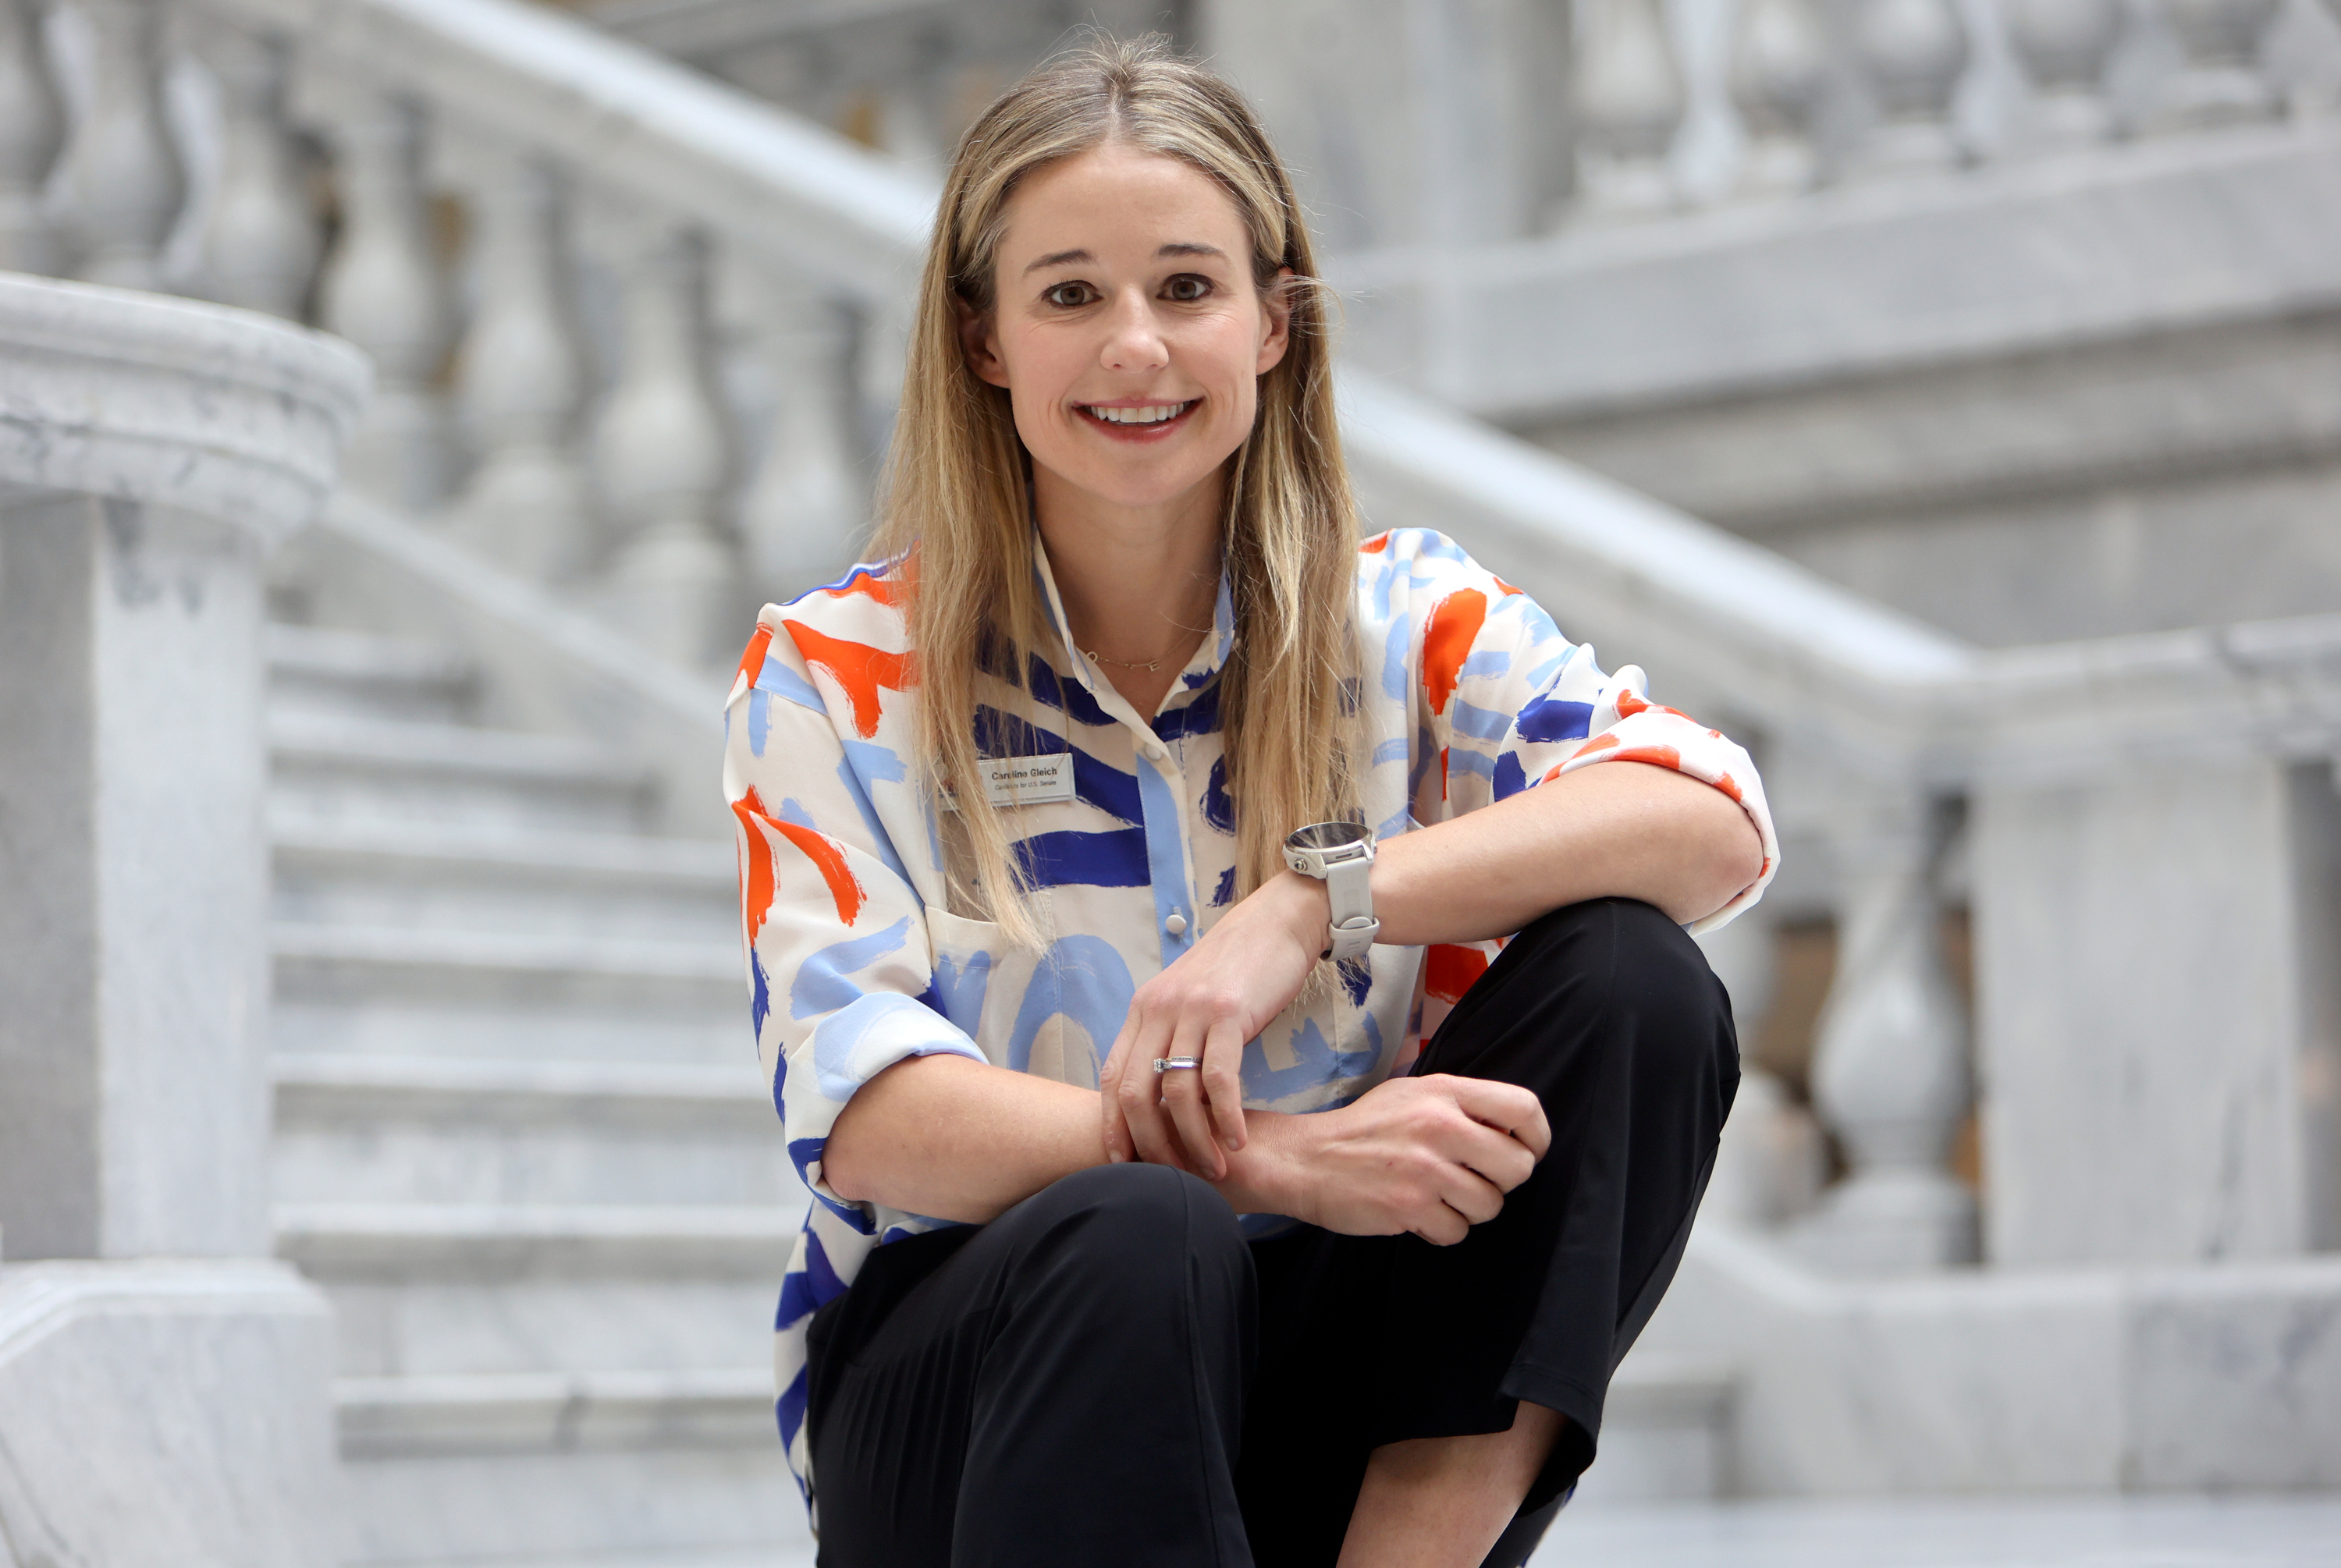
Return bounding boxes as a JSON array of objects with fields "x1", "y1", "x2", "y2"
[{"x1": 213, "y1": 0, "x2": 933, "y2": 294}]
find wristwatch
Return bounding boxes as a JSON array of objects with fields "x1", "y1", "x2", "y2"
[{"x1": 1282, "y1": 821, "x2": 1380, "y2": 962}]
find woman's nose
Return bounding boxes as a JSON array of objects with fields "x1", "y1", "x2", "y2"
[{"x1": 1099, "y1": 289, "x2": 1168, "y2": 373}]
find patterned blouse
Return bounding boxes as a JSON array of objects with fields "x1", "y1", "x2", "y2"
[{"x1": 723, "y1": 527, "x2": 1779, "y2": 1511}]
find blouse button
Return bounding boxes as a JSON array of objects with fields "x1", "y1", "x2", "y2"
[
  {"x1": 1165, "y1": 910, "x2": 1189, "y2": 937},
  {"x1": 1143, "y1": 740, "x2": 1167, "y2": 761}
]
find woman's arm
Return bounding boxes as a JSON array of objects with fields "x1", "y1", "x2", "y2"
[
  {"x1": 823, "y1": 1048, "x2": 1548, "y2": 1243},
  {"x1": 1099, "y1": 756, "x2": 1761, "y2": 1175},
  {"x1": 1345, "y1": 752, "x2": 1762, "y2": 943}
]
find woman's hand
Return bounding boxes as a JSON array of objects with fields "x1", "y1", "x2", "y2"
[
  {"x1": 1238, "y1": 1073, "x2": 1551, "y2": 1245},
  {"x1": 1097, "y1": 872, "x2": 1327, "y2": 1179}
]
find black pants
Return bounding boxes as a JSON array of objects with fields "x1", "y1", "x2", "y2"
[{"x1": 805, "y1": 898, "x2": 1739, "y2": 1568}]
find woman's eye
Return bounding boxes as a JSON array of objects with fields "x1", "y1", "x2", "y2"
[
  {"x1": 1165, "y1": 275, "x2": 1212, "y2": 303},
  {"x1": 1044, "y1": 282, "x2": 1095, "y2": 308}
]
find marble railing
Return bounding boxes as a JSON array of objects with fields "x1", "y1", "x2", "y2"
[
  {"x1": 1564, "y1": 0, "x2": 2338, "y2": 222},
  {"x1": 0, "y1": 0, "x2": 929, "y2": 668}
]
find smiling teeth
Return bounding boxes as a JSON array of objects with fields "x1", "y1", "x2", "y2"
[{"x1": 1086, "y1": 403, "x2": 1190, "y2": 424}]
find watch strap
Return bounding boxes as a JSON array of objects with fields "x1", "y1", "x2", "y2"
[{"x1": 1320, "y1": 855, "x2": 1378, "y2": 961}]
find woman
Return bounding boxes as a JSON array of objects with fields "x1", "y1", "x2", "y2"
[{"x1": 726, "y1": 37, "x2": 1774, "y2": 1568}]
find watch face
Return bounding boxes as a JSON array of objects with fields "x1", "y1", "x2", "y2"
[{"x1": 1288, "y1": 820, "x2": 1373, "y2": 853}]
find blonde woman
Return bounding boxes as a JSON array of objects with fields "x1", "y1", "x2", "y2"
[{"x1": 726, "y1": 37, "x2": 1774, "y2": 1568}]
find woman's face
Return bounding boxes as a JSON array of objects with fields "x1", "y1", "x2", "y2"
[{"x1": 963, "y1": 142, "x2": 1291, "y2": 516}]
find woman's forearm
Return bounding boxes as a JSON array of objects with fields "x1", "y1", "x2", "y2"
[
  {"x1": 1268, "y1": 759, "x2": 1764, "y2": 951},
  {"x1": 823, "y1": 1053, "x2": 1297, "y2": 1222}
]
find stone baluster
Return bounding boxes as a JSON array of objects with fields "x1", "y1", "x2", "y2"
[
  {"x1": 737, "y1": 275, "x2": 865, "y2": 602},
  {"x1": 0, "y1": 0, "x2": 66, "y2": 275},
  {"x1": 1729, "y1": 0, "x2": 1832, "y2": 196},
  {"x1": 1793, "y1": 783, "x2": 1978, "y2": 1272},
  {"x1": 449, "y1": 141, "x2": 590, "y2": 580},
  {"x1": 316, "y1": 83, "x2": 451, "y2": 511},
  {"x1": 1568, "y1": 0, "x2": 1689, "y2": 220},
  {"x1": 53, "y1": 0, "x2": 184, "y2": 290},
  {"x1": 2151, "y1": 0, "x2": 2285, "y2": 128},
  {"x1": 1850, "y1": 0, "x2": 1973, "y2": 173},
  {"x1": 191, "y1": 19, "x2": 321, "y2": 318},
  {"x1": 595, "y1": 216, "x2": 737, "y2": 668},
  {"x1": 2004, "y1": 0, "x2": 2124, "y2": 145}
]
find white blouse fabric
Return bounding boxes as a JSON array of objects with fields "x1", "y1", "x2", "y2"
[{"x1": 723, "y1": 527, "x2": 1778, "y2": 1513}]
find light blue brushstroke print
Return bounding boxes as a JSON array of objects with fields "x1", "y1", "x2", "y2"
[
  {"x1": 1242, "y1": 1015, "x2": 1381, "y2": 1104},
  {"x1": 1007, "y1": 934, "x2": 1135, "y2": 1087},
  {"x1": 791, "y1": 918, "x2": 912, "y2": 1021},
  {"x1": 836, "y1": 736, "x2": 913, "y2": 886},
  {"x1": 923, "y1": 947, "x2": 993, "y2": 1038},
  {"x1": 806, "y1": 988, "x2": 982, "y2": 1102}
]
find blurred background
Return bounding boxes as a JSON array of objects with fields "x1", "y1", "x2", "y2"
[{"x1": 1, "y1": 1, "x2": 2339, "y2": 1564}]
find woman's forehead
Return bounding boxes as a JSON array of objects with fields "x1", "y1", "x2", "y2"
[{"x1": 996, "y1": 145, "x2": 1249, "y2": 270}]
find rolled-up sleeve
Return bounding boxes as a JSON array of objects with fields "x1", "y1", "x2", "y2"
[
  {"x1": 1398, "y1": 530, "x2": 1778, "y2": 935},
  {"x1": 723, "y1": 611, "x2": 986, "y2": 1233}
]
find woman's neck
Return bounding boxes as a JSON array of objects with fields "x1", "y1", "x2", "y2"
[{"x1": 1032, "y1": 463, "x2": 1224, "y2": 717}]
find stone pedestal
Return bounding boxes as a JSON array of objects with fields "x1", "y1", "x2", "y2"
[
  {"x1": 1973, "y1": 755, "x2": 2341, "y2": 1265},
  {"x1": 0, "y1": 271, "x2": 368, "y2": 1261}
]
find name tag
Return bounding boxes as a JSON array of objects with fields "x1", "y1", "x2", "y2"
[{"x1": 946, "y1": 754, "x2": 1075, "y2": 811}]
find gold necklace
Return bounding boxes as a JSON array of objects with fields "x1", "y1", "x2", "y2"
[{"x1": 1085, "y1": 647, "x2": 1169, "y2": 672}]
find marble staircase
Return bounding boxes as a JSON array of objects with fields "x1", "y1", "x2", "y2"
[{"x1": 260, "y1": 619, "x2": 814, "y2": 1566}]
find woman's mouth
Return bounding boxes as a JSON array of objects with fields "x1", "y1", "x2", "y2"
[{"x1": 1078, "y1": 399, "x2": 1199, "y2": 440}]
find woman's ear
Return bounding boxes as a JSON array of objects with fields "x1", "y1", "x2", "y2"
[
  {"x1": 956, "y1": 296, "x2": 1010, "y2": 388},
  {"x1": 1256, "y1": 267, "x2": 1295, "y2": 376}
]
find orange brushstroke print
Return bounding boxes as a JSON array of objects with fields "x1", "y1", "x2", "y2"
[
  {"x1": 1712, "y1": 772, "x2": 1745, "y2": 804},
  {"x1": 730, "y1": 786, "x2": 779, "y2": 949},
  {"x1": 1491, "y1": 575, "x2": 1523, "y2": 597},
  {"x1": 733, "y1": 624, "x2": 774, "y2": 700},
  {"x1": 1423, "y1": 589, "x2": 1487, "y2": 716},
  {"x1": 1426, "y1": 943, "x2": 1490, "y2": 1004},
  {"x1": 1572, "y1": 733, "x2": 1620, "y2": 760},
  {"x1": 729, "y1": 786, "x2": 868, "y2": 934},
  {"x1": 775, "y1": 818, "x2": 865, "y2": 927},
  {"x1": 1361, "y1": 531, "x2": 1391, "y2": 553},
  {"x1": 819, "y1": 568, "x2": 902, "y2": 608},
  {"x1": 1615, "y1": 690, "x2": 1691, "y2": 722},
  {"x1": 1608, "y1": 744, "x2": 1684, "y2": 772},
  {"x1": 783, "y1": 621, "x2": 915, "y2": 739}
]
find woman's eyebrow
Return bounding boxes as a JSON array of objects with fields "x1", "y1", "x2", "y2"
[{"x1": 1022, "y1": 241, "x2": 1228, "y2": 275}]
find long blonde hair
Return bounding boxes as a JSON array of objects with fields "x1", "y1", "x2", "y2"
[{"x1": 875, "y1": 35, "x2": 1362, "y2": 946}]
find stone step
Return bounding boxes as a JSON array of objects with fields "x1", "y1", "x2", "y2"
[
  {"x1": 267, "y1": 623, "x2": 476, "y2": 724},
  {"x1": 342, "y1": 1443, "x2": 807, "y2": 1567},
  {"x1": 278, "y1": 1203, "x2": 791, "y2": 1379},
  {"x1": 272, "y1": 922, "x2": 742, "y2": 1015},
  {"x1": 336, "y1": 1366, "x2": 776, "y2": 1458},
  {"x1": 271, "y1": 1054, "x2": 789, "y2": 1208},
  {"x1": 275, "y1": 1202, "x2": 795, "y2": 1282},
  {"x1": 268, "y1": 711, "x2": 651, "y2": 834},
  {"x1": 1568, "y1": 1352, "x2": 1736, "y2": 1506},
  {"x1": 273, "y1": 996, "x2": 748, "y2": 1066},
  {"x1": 270, "y1": 817, "x2": 736, "y2": 942}
]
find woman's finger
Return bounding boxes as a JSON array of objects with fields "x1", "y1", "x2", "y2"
[
  {"x1": 1443, "y1": 1075, "x2": 1552, "y2": 1161},
  {"x1": 1156, "y1": 1016, "x2": 1222, "y2": 1180},
  {"x1": 1436, "y1": 1162, "x2": 1508, "y2": 1227},
  {"x1": 1098, "y1": 1016, "x2": 1139, "y2": 1162},
  {"x1": 1200, "y1": 1014, "x2": 1249, "y2": 1153},
  {"x1": 1117, "y1": 1016, "x2": 1187, "y2": 1172}
]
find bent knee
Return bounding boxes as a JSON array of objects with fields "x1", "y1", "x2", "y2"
[{"x1": 1012, "y1": 1163, "x2": 1245, "y2": 1279}]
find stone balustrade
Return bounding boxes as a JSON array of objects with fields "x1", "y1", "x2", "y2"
[
  {"x1": 1, "y1": 0, "x2": 929, "y2": 669},
  {"x1": 6, "y1": 0, "x2": 2332, "y2": 1289},
  {"x1": 1540, "y1": 0, "x2": 2325, "y2": 224}
]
